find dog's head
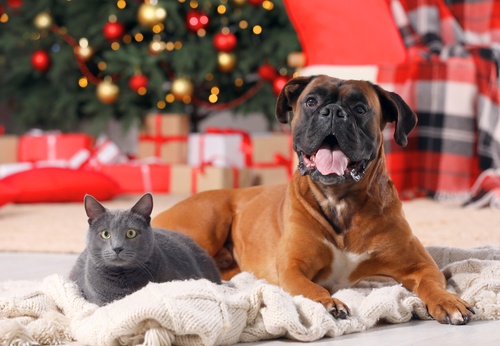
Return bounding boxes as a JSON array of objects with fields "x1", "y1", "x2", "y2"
[{"x1": 276, "y1": 75, "x2": 417, "y2": 185}]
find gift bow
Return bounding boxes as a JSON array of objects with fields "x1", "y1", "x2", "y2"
[{"x1": 203, "y1": 127, "x2": 253, "y2": 167}]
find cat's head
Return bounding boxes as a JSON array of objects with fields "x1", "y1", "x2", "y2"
[{"x1": 84, "y1": 193, "x2": 155, "y2": 268}]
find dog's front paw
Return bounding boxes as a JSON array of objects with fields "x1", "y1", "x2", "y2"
[
  {"x1": 319, "y1": 297, "x2": 351, "y2": 319},
  {"x1": 427, "y1": 293, "x2": 475, "y2": 325}
]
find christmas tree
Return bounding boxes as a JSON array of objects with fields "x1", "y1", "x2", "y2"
[{"x1": 0, "y1": 0, "x2": 300, "y2": 134}]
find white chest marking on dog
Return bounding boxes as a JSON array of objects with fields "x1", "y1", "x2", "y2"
[
  {"x1": 318, "y1": 241, "x2": 370, "y2": 292},
  {"x1": 324, "y1": 197, "x2": 347, "y2": 219}
]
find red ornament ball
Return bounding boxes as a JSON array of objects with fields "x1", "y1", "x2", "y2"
[
  {"x1": 103, "y1": 21, "x2": 125, "y2": 41},
  {"x1": 7, "y1": 0, "x2": 22, "y2": 8},
  {"x1": 272, "y1": 76, "x2": 290, "y2": 96},
  {"x1": 258, "y1": 63, "x2": 278, "y2": 82},
  {"x1": 31, "y1": 50, "x2": 51, "y2": 72},
  {"x1": 213, "y1": 32, "x2": 237, "y2": 52},
  {"x1": 186, "y1": 10, "x2": 209, "y2": 32},
  {"x1": 129, "y1": 74, "x2": 149, "y2": 92},
  {"x1": 248, "y1": 0, "x2": 264, "y2": 6}
]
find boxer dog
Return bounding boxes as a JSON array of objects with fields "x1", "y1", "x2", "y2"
[{"x1": 153, "y1": 75, "x2": 474, "y2": 325}]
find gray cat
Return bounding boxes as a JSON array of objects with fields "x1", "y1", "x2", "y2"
[{"x1": 69, "y1": 193, "x2": 221, "y2": 306}]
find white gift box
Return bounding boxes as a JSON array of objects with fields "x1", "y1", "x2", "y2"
[
  {"x1": 0, "y1": 160, "x2": 69, "y2": 179},
  {"x1": 188, "y1": 133, "x2": 250, "y2": 168},
  {"x1": 0, "y1": 148, "x2": 92, "y2": 179},
  {"x1": 84, "y1": 136, "x2": 128, "y2": 169},
  {"x1": 0, "y1": 162, "x2": 33, "y2": 179}
]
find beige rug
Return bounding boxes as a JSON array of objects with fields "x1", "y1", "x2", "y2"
[{"x1": 0, "y1": 193, "x2": 499, "y2": 253}]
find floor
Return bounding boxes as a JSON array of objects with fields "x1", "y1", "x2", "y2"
[{"x1": 1, "y1": 252, "x2": 500, "y2": 345}]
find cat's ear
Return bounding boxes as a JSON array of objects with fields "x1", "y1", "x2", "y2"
[
  {"x1": 131, "y1": 193, "x2": 153, "y2": 222},
  {"x1": 84, "y1": 194, "x2": 107, "y2": 224}
]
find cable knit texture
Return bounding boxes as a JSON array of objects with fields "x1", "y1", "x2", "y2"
[{"x1": 1, "y1": 246, "x2": 500, "y2": 345}]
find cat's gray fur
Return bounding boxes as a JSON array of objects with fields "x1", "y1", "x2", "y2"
[{"x1": 69, "y1": 193, "x2": 221, "y2": 306}]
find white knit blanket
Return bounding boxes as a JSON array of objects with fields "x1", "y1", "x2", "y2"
[{"x1": 1, "y1": 246, "x2": 500, "y2": 346}]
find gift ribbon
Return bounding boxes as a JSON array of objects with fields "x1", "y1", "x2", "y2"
[
  {"x1": 250, "y1": 134, "x2": 295, "y2": 180},
  {"x1": 201, "y1": 127, "x2": 253, "y2": 167},
  {"x1": 139, "y1": 135, "x2": 188, "y2": 157},
  {"x1": 140, "y1": 164, "x2": 152, "y2": 192},
  {"x1": 190, "y1": 161, "x2": 239, "y2": 194},
  {"x1": 47, "y1": 134, "x2": 57, "y2": 161},
  {"x1": 251, "y1": 153, "x2": 293, "y2": 180}
]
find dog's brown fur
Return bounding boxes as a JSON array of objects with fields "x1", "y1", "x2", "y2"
[{"x1": 153, "y1": 75, "x2": 474, "y2": 324}]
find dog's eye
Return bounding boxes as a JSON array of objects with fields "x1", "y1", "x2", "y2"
[
  {"x1": 305, "y1": 97, "x2": 318, "y2": 108},
  {"x1": 354, "y1": 105, "x2": 366, "y2": 114}
]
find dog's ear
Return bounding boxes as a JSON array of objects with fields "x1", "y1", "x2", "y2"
[
  {"x1": 372, "y1": 84, "x2": 417, "y2": 147},
  {"x1": 275, "y1": 76, "x2": 314, "y2": 124}
]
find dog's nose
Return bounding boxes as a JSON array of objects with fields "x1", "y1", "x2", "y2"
[{"x1": 320, "y1": 105, "x2": 346, "y2": 118}]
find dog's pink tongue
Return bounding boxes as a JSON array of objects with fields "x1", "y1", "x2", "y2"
[{"x1": 315, "y1": 145, "x2": 349, "y2": 176}]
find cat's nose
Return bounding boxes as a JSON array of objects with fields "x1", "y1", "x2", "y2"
[{"x1": 113, "y1": 246, "x2": 124, "y2": 254}]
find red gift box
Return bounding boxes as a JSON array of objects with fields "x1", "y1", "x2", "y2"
[
  {"x1": 18, "y1": 133, "x2": 93, "y2": 162},
  {"x1": 99, "y1": 163, "x2": 171, "y2": 193}
]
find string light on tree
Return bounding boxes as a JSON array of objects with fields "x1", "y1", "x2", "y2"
[
  {"x1": 74, "y1": 38, "x2": 94, "y2": 61},
  {"x1": 148, "y1": 35, "x2": 165, "y2": 55},
  {"x1": 33, "y1": 12, "x2": 53, "y2": 30},
  {"x1": 96, "y1": 77, "x2": 119, "y2": 104}
]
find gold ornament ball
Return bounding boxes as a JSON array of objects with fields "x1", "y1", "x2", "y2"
[
  {"x1": 232, "y1": 0, "x2": 247, "y2": 6},
  {"x1": 171, "y1": 77, "x2": 194, "y2": 100},
  {"x1": 74, "y1": 46, "x2": 94, "y2": 62},
  {"x1": 96, "y1": 78, "x2": 119, "y2": 104},
  {"x1": 217, "y1": 52, "x2": 237, "y2": 72},
  {"x1": 34, "y1": 12, "x2": 53, "y2": 30},
  {"x1": 137, "y1": 3, "x2": 167, "y2": 27}
]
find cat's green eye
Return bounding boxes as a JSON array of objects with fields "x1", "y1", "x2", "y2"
[
  {"x1": 126, "y1": 229, "x2": 137, "y2": 239},
  {"x1": 101, "y1": 230, "x2": 111, "y2": 239}
]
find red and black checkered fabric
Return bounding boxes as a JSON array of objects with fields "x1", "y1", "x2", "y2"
[{"x1": 378, "y1": 0, "x2": 500, "y2": 201}]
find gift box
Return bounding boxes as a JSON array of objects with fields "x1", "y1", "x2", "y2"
[
  {"x1": 98, "y1": 163, "x2": 171, "y2": 193},
  {"x1": 250, "y1": 167, "x2": 289, "y2": 186},
  {"x1": 137, "y1": 138, "x2": 187, "y2": 164},
  {"x1": 250, "y1": 132, "x2": 294, "y2": 183},
  {"x1": 188, "y1": 128, "x2": 252, "y2": 168},
  {"x1": 251, "y1": 132, "x2": 292, "y2": 164},
  {"x1": 138, "y1": 113, "x2": 189, "y2": 164},
  {"x1": 0, "y1": 160, "x2": 74, "y2": 179},
  {"x1": 170, "y1": 164, "x2": 254, "y2": 194},
  {"x1": 84, "y1": 136, "x2": 128, "y2": 169},
  {"x1": 0, "y1": 135, "x2": 19, "y2": 163},
  {"x1": 18, "y1": 132, "x2": 93, "y2": 162}
]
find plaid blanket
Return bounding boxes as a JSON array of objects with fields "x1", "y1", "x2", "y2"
[{"x1": 378, "y1": 0, "x2": 500, "y2": 201}]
